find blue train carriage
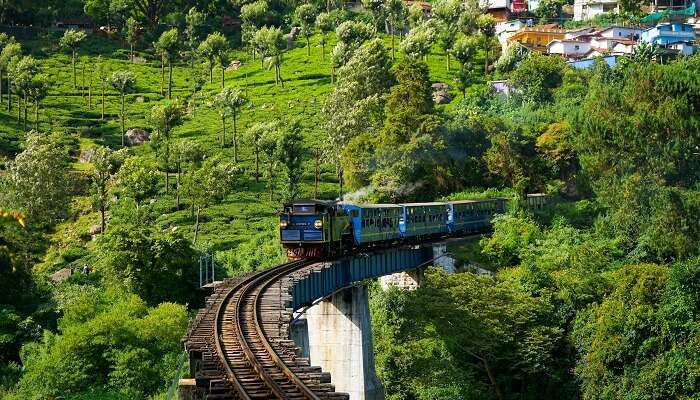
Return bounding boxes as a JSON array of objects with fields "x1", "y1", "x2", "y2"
[
  {"x1": 339, "y1": 203, "x2": 403, "y2": 247},
  {"x1": 279, "y1": 200, "x2": 351, "y2": 258},
  {"x1": 446, "y1": 198, "x2": 507, "y2": 234},
  {"x1": 400, "y1": 202, "x2": 450, "y2": 239}
]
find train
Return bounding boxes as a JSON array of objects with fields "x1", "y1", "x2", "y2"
[{"x1": 279, "y1": 198, "x2": 507, "y2": 259}]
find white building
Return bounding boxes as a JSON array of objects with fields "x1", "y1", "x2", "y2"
[
  {"x1": 598, "y1": 26, "x2": 642, "y2": 39},
  {"x1": 564, "y1": 27, "x2": 599, "y2": 39},
  {"x1": 496, "y1": 20, "x2": 526, "y2": 50},
  {"x1": 547, "y1": 39, "x2": 592, "y2": 58},
  {"x1": 573, "y1": 0, "x2": 619, "y2": 21}
]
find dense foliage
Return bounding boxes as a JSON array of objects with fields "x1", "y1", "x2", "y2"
[{"x1": 0, "y1": 0, "x2": 699, "y2": 398}]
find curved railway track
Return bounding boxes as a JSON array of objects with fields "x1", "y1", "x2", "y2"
[{"x1": 185, "y1": 260, "x2": 348, "y2": 400}]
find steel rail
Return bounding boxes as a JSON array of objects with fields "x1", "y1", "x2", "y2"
[{"x1": 253, "y1": 263, "x2": 323, "y2": 400}]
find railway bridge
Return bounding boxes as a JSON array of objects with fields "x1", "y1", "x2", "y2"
[{"x1": 180, "y1": 240, "x2": 458, "y2": 400}]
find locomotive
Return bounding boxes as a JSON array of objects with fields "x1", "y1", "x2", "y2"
[{"x1": 279, "y1": 198, "x2": 507, "y2": 259}]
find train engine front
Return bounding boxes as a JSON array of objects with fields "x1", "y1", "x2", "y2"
[{"x1": 279, "y1": 200, "x2": 339, "y2": 259}]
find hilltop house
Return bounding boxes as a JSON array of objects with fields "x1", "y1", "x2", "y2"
[
  {"x1": 640, "y1": 22, "x2": 696, "y2": 55},
  {"x1": 547, "y1": 39, "x2": 592, "y2": 58},
  {"x1": 507, "y1": 24, "x2": 566, "y2": 51},
  {"x1": 496, "y1": 20, "x2": 526, "y2": 49},
  {"x1": 573, "y1": 0, "x2": 619, "y2": 21}
]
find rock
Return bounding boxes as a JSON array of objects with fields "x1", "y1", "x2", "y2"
[
  {"x1": 124, "y1": 128, "x2": 150, "y2": 145},
  {"x1": 50, "y1": 268, "x2": 73, "y2": 283},
  {"x1": 433, "y1": 91, "x2": 453, "y2": 104},
  {"x1": 289, "y1": 26, "x2": 301, "y2": 39},
  {"x1": 79, "y1": 148, "x2": 97, "y2": 163},
  {"x1": 89, "y1": 224, "x2": 102, "y2": 236},
  {"x1": 135, "y1": 96, "x2": 149, "y2": 103},
  {"x1": 431, "y1": 82, "x2": 453, "y2": 104},
  {"x1": 227, "y1": 60, "x2": 242, "y2": 71}
]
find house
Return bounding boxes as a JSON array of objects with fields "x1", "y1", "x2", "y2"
[
  {"x1": 496, "y1": 20, "x2": 526, "y2": 48},
  {"x1": 527, "y1": 0, "x2": 540, "y2": 11},
  {"x1": 548, "y1": 39, "x2": 592, "y2": 58},
  {"x1": 480, "y1": 0, "x2": 525, "y2": 21},
  {"x1": 640, "y1": 22, "x2": 696, "y2": 54},
  {"x1": 404, "y1": 0, "x2": 432, "y2": 18},
  {"x1": 567, "y1": 55, "x2": 618, "y2": 69},
  {"x1": 598, "y1": 26, "x2": 642, "y2": 39},
  {"x1": 611, "y1": 40, "x2": 636, "y2": 54},
  {"x1": 564, "y1": 27, "x2": 599, "y2": 39},
  {"x1": 573, "y1": 0, "x2": 618, "y2": 21},
  {"x1": 507, "y1": 24, "x2": 566, "y2": 52}
]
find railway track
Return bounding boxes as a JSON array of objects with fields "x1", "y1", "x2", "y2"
[{"x1": 184, "y1": 260, "x2": 349, "y2": 399}]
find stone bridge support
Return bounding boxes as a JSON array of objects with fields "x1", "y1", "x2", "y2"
[
  {"x1": 291, "y1": 285, "x2": 384, "y2": 400},
  {"x1": 380, "y1": 242, "x2": 455, "y2": 290}
]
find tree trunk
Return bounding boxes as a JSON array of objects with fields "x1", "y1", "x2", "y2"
[
  {"x1": 321, "y1": 40, "x2": 325, "y2": 61},
  {"x1": 232, "y1": 111, "x2": 237, "y2": 163},
  {"x1": 176, "y1": 163, "x2": 181, "y2": 209},
  {"x1": 16, "y1": 92, "x2": 20, "y2": 123},
  {"x1": 221, "y1": 114, "x2": 226, "y2": 147},
  {"x1": 160, "y1": 54, "x2": 165, "y2": 96},
  {"x1": 255, "y1": 146, "x2": 260, "y2": 183},
  {"x1": 101, "y1": 84, "x2": 105, "y2": 120},
  {"x1": 221, "y1": 63, "x2": 225, "y2": 88},
  {"x1": 209, "y1": 61, "x2": 213, "y2": 84},
  {"x1": 130, "y1": 43, "x2": 134, "y2": 62},
  {"x1": 168, "y1": 60, "x2": 173, "y2": 99},
  {"x1": 120, "y1": 94, "x2": 126, "y2": 147},
  {"x1": 193, "y1": 206, "x2": 200, "y2": 244},
  {"x1": 484, "y1": 45, "x2": 489, "y2": 75},
  {"x1": 268, "y1": 164, "x2": 274, "y2": 201},
  {"x1": 34, "y1": 100, "x2": 38, "y2": 131},
  {"x1": 391, "y1": 26, "x2": 395, "y2": 60},
  {"x1": 306, "y1": 36, "x2": 311, "y2": 56},
  {"x1": 6, "y1": 76, "x2": 10, "y2": 111},
  {"x1": 100, "y1": 201, "x2": 106, "y2": 234},
  {"x1": 483, "y1": 359, "x2": 504, "y2": 400},
  {"x1": 72, "y1": 50, "x2": 77, "y2": 88}
]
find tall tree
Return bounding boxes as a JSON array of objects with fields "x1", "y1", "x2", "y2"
[
  {"x1": 451, "y1": 35, "x2": 478, "y2": 97},
  {"x1": 59, "y1": 29, "x2": 87, "y2": 89},
  {"x1": 109, "y1": 70, "x2": 136, "y2": 147},
  {"x1": 0, "y1": 42, "x2": 20, "y2": 111},
  {"x1": 124, "y1": 17, "x2": 141, "y2": 62},
  {"x1": 386, "y1": 0, "x2": 407, "y2": 60},
  {"x1": 154, "y1": 28, "x2": 178, "y2": 99},
  {"x1": 246, "y1": 122, "x2": 276, "y2": 183},
  {"x1": 10, "y1": 55, "x2": 39, "y2": 130},
  {"x1": 295, "y1": 4, "x2": 318, "y2": 57},
  {"x1": 198, "y1": 32, "x2": 229, "y2": 88},
  {"x1": 215, "y1": 87, "x2": 247, "y2": 162},
  {"x1": 255, "y1": 27, "x2": 286, "y2": 87},
  {"x1": 277, "y1": 121, "x2": 304, "y2": 202},
  {"x1": 184, "y1": 155, "x2": 237, "y2": 243},
  {"x1": 259, "y1": 126, "x2": 280, "y2": 201},
  {"x1": 90, "y1": 146, "x2": 114, "y2": 234},
  {"x1": 400, "y1": 22, "x2": 435, "y2": 60},
  {"x1": 184, "y1": 7, "x2": 205, "y2": 92},
  {"x1": 96, "y1": 57, "x2": 109, "y2": 120},
  {"x1": 316, "y1": 12, "x2": 334, "y2": 61},
  {"x1": 149, "y1": 101, "x2": 185, "y2": 193},
  {"x1": 477, "y1": 14, "x2": 497, "y2": 75},
  {"x1": 433, "y1": 0, "x2": 460, "y2": 70},
  {"x1": 26, "y1": 74, "x2": 49, "y2": 131},
  {"x1": 3, "y1": 133, "x2": 71, "y2": 227},
  {"x1": 0, "y1": 34, "x2": 14, "y2": 106}
]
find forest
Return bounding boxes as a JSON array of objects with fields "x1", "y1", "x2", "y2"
[{"x1": 1, "y1": 0, "x2": 700, "y2": 399}]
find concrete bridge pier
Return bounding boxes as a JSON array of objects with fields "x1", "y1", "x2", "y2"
[
  {"x1": 292, "y1": 285, "x2": 384, "y2": 400},
  {"x1": 380, "y1": 242, "x2": 455, "y2": 290}
]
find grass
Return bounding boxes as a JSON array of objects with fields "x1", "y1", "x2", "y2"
[{"x1": 2, "y1": 29, "x2": 489, "y2": 275}]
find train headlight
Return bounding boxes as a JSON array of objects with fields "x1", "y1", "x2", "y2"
[
  {"x1": 280, "y1": 220, "x2": 288, "y2": 229},
  {"x1": 314, "y1": 219, "x2": 323, "y2": 229}
]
